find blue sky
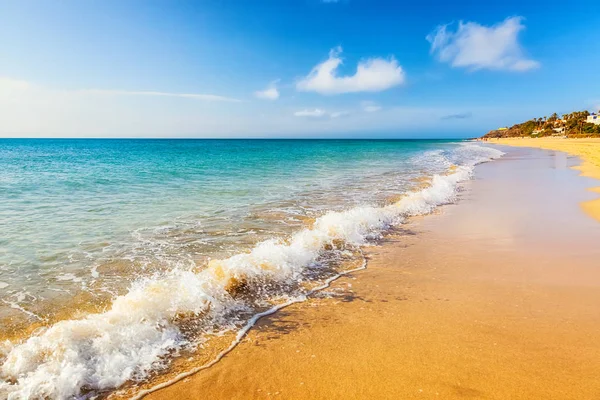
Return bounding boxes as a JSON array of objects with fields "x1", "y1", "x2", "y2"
[{"x1": 1, "y1": 0, "x2": 599, "y2": 138}]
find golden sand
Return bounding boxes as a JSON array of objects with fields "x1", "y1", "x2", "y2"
[
  {"x1": 139, "y1": 146, "x2": 600, "y2": 400},
  {"x1": 490, "y1": 137, "x2": 600, "y2": 222}
]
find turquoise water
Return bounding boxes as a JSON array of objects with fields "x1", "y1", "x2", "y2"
[
  {"x1": 1, "y1": 139, "x2": 452, "y2": 318},
  {"x1": 0, "y1": 139, "x2": 503, "y2": 399}
]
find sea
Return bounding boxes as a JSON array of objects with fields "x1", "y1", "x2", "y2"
[{"x1": 0, "y1": 139, "x2": 503, "y2": 399}]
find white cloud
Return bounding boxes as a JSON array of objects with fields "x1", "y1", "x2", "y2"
[
  {"x1": 330, "y1": 111, "x2": 350, "y2": 118},
  {"x1": 0, "y1": 77, "x2": 239, "y2": 102},
  {"x1": 254, "y1": 81, "x2": 280, "y2": 100},
  {"x1": 0, "y1": 77, "x2": 507, "y2": 138},
  {"x1": 426, "y1": 17, "x2": 539, "y2": 72},
  {"x1": 294, "y1": 108, "x2": 350, "y2": 119},
  {"x1": 296, "y1": 47, "x2": 405, "y2": 95},
  {"x1": 294, "y1": 109, "x2": 327, "y2": 118},
  {"x1": 82, "y1": 89, "x2": 240, "y2": 102},
  {"x1": 362, "y1": 101, "x2": 382, "y2": 113},
  {"x1": 0, "y1": 77, "x2": 242, "y2": 136}
]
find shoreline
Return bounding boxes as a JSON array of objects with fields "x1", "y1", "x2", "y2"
[
  {"x1": 1, "y1": 143, "x2": 502, "y2": 399},
  {"x1": 481, "y1": 137, "x2": 600, "y2": 222},
  {"x1": 139, "y1": 145, "x2": 600, "y2": 399}
]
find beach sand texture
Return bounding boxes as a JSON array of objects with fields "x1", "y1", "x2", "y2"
[
  {"x1": 139, "y1": 146, "x2": 600, "y2": 400},
  {"x1": 493, "y1": 138, "x2": 600, "y2": 222}
]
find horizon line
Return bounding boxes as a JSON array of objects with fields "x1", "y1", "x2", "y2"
[{"x1": 0, "y1": 136, "x2": 476, "y2": 140}]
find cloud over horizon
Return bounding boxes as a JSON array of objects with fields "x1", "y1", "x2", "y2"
[
  {"x1": 83, "y1": 89, "x2": 240, "y2": 102},
  {"x1": 0, "y1": 76, "x2": 504, "y2": 138},
  {"x1": 294, "y1": 108, "x2": 327, "y2": 118},
  {"x1": 0, "y1": 77, "x2": 240, "y2": 102},
  {"x1": 296, "y1": 47, "x2": 405, "y2": 95},
  {"x1": 361, "y1": 101, "x2": 382, "y2": 113},
  {"x1": 427, "y1": 17, "x2": 539, "y2": 72},
  {"x1": 293, "y1": 108, "x2": 350, "y2": 118},
  {"x1": 0, "y1": 77, "x2": 243, "y2": 136},
  {"x1": 254, "y1": 81, "x2": 280, "y2": 100}
]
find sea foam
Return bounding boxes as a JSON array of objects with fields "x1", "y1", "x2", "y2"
[{"x1": 0, "y1": 144, "x2": 503, "y2": 400}]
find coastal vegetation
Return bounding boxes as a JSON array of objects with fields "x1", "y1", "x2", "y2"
[{"x1": 483, "y1": 110, "x2": 600, "y2": 138}]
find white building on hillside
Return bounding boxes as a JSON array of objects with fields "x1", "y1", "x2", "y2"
[{"x1": 587, "y1": 113, "x2": 600, "y2": 125}]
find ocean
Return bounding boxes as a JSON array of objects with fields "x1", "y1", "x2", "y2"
[{"x1": 0, "y1": 139, "x2": 503, "y2": 399}]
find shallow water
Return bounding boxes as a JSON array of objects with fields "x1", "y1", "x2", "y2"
[{"x1": 0, "y1": 139, "x2": 503, "y2": 399}]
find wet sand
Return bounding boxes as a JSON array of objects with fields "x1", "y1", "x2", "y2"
[
  {"x1": 491, "y1": 137, "x2": 600, "y2": 222},
  {"x1": 142, "y1": 146, "x2": 600, "y2": 400}
]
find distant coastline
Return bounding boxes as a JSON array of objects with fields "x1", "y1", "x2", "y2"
[
  {"x1": 483, "y1": 137, "x2": 600, "y2": 223},
  {"x1": 482, "y1": 110, "x2": 600, "y2": 139}
]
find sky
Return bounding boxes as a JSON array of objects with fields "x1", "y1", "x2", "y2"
[{"x1": 1, "y1": 0, "x2": 600, "y2": 138}]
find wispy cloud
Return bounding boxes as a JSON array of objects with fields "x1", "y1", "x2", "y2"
[
  {"x1": 294, "y1": 108, "x2": 350, "y2": 118},
  {"x1": 254, "y1": 81, "x2": 280, "y2": 100},
  {"x1": 0, "y1": 77, "x2": 243, "y2": 136},
  {"x1": 294, "y1": 102, "x2": 384, "y2": 120},
  {"x1": 0, "y1": 77, "x2": 494, "y2": 138},
  {"x1": 330, "y1": 111, "x2": 350, "y2": 118},
  {"x1": 296, "y1": 47, "x2": 405, "y2": 95},
  {"x1": 0, "y1": 78, "x2": 241, "y2": 102},
  {"x1": 82, "y1": 89, "x2": 240, "y2": 102},
  {"x1": 441, "y1": 112, "x2": 472, "y2": 120},
  {"x1": 294, "y1": 108, "x2": 327, "y2": 118},
  {"x1": 427, "y1": 17, "x2": 539, "y2": 72},
  {"x1": 361, "y1": 101, "x2": 382, "y2": 113}
]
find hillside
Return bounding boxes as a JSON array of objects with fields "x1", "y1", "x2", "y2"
[{"x1": 482, "y1": 111, "x2": 600, "y2": 139}]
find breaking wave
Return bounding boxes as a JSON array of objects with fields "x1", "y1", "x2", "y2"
[{"x1": 0, "y1": 144, "x2": 503, "y2": 400}]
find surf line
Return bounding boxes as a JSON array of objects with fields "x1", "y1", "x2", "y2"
[{"x1": 128, "y1": 250, "x2": 368, "y2": 400}]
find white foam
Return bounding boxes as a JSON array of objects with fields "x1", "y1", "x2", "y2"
[
  {"x1": 0, "y1": 300, "x2": 42, "y2": 322},
  {"x1": 55, "y1": 273, "x2": 83, "y2": 283},
  {"x1": 0, "y1": 144, "x2": 503, "y2": 400},
  {"x1": 128, "y1": 254, "x2": 368, "y2": 400},
  {"x1": 0, "y1": 282, "x2": 8, "y2": 290}
]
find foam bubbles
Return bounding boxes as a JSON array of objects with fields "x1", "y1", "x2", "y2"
[{"x1": 0, "y1": 144, "x2": 503, "y2": 400}]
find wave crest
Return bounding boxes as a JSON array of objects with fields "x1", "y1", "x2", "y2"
[{"x1": 0, "y1": 144, "x2": 503, "y2": 400}]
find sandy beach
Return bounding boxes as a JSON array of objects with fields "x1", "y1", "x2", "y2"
[
  {"x1": 5, "y1": 3, "x2": 600, "y2": 399},
  {"x1": 491, "y1": 138, "x2": 600, "y2": 222},
  {"x1": 133, "y1": 145, "x2": 600, "y2": 400},
  {"x1": 0, "y1": 141, "x2": 507, "y2": 399}
]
